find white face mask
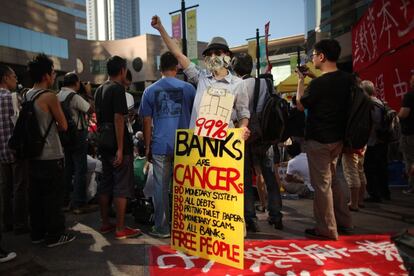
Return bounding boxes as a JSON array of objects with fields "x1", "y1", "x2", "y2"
[{"x1": 204, "y1": 55, "x2": 231, "y2": 73}]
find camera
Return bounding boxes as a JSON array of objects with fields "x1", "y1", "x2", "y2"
[{"x1": 298, "y1": 65, "x2": 308, "y2": 73}]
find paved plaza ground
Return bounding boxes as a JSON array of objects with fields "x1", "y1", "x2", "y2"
[{"x1": 1, "y1": 186, "x2": 413, "y2": 275}]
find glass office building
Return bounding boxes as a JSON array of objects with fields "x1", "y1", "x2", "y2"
[{"x1": 87, "y1": 0, "x2": 140, "y2": 40}]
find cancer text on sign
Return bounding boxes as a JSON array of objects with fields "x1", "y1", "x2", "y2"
[{"x1": 171, "y1": 129, "x2": 244, "y2": 269}]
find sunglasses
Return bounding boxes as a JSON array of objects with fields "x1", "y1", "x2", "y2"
[{"x1": 204, "y1": 49, "x2": 225, "y2": 57}]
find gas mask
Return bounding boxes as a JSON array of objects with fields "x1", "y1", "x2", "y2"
[{"x1": 204, "y1": 55, "x2": 231, "y2": 74}]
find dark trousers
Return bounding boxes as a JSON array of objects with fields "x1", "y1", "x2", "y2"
[
  {"x1": 364, "y1": 143, "x2": 390, "y2": 200},
  {"x1": 29, "y1": 159, "x2": 65, "y2": 240},
  {"x1": 64, "y1": 130, "x2": 88, "y2": 208},
  {"x1": 0, "y1": 160, "x2": 29, "y2": 230},
  {"x1": 244, "y1": 144, "x2": 283, "y2": 224}
]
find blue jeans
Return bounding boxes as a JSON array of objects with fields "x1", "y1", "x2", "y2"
[
  {"x1": 64, "y1": 130, "x2": 88, "y2": 208},
  {"x1": 152, "y1": 154, "x2": 172, "y2": 234},
  {"x1": 244, "y1": 145, "x2": 283, "y2": 224}
]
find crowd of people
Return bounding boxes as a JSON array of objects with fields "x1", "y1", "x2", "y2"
[{"x1": 0, "y1": 15, "x2": 413, "y2": 263}]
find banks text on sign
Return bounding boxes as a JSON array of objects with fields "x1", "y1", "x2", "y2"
[{"x1": 171, "y1": 129, "x2": 244, "y2": 269}]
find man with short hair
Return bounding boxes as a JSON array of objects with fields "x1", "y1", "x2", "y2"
[
  {"x1": 0, "y1": 64, "x2": 19, "y2": 261},
  {"x1": 0, "y1": 64, "x2": 29, "y2": 234},
  {"x1": 360, "y1": 80, "x2": 388, "y2": 203},
  {"x1": 296, "y1": 39, "x2": 352, "y2": 240},
  {"x1": 95, "y1": 56, "x2": 141, "y2": 239},
  {"x1": 26, "y1": 54, "x2": 75, "y2": 247},
  {"x1": 140, "y1": 51, "x2": 196, "y2": 238},
  {"x1": 57, "y1": 72, "x2": 94, "y2": 214},
  {"x1": 231, "y1": 52, "x2": 283, "y2": 232},
  {"x1": 399, "y1": 74, "x2": 414, "y2": 194}
]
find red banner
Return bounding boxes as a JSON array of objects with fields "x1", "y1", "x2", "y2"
[
  {"x1": 352, "y1": 0, "x2": 414, "y2": 72},
  {"x1": 358, "y1": 43, "x2": 414, "y2": 110},
  {"x1": 150, "y1": 235, "x2": 408, "y2": 275}
]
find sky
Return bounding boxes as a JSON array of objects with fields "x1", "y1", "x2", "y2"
[{"x1": 140, "y1": 0, "x2": 305, "y2": 47}]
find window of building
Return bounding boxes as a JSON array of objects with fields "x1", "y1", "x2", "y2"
[
  {"x1": 75, "y1": 21, "x2": 87, "y2": 31},
  {"x1": 35, "y1": 0, "x2": 86, "y2": 18},
  {"x1": 0, "y1": 22, "x2": 68, "y2": 59}
]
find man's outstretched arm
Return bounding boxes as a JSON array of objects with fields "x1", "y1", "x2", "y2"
[{"x1": 151, "y1": 15, "x2": 190, "y2": 70}]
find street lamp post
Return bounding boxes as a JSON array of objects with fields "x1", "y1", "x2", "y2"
[{"x1": 169, "y1": 0, "x2": 199, "y2": 57}]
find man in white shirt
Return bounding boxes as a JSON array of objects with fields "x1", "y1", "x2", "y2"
[{"x1": 284, "y1": 142, "x2": 314, "y2": 197}]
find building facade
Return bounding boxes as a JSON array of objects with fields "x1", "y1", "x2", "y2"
[
  {"x1": 35, "y1": 0, "x2": 88, "y2": 40},
  {"x1": 0, "y1": 0, "x2": 207, "y2": 91},
  {"x1": 304, "y1": 0, "x2": 372, "y2": 70},
  {"x1": 231, "y1": 35, "x2": 306, "y2": 86},
  {"x1": 87, "y1": 0, "x2": 140, "y2": 40}
]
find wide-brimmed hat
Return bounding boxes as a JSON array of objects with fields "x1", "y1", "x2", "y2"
[{"x1": 202, "y1": 36, "x2": 231, "y2": 56}]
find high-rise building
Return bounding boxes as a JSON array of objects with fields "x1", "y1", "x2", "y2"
[
  {"x1": 35, "y1": 0, "x2": 88, "y2": 40},
  {"x1": 87, "y1": 0, "x2": 140, "y2": 41},
  {"x1": 303, "y1": 0, "x2": 372, "y2": 67}
]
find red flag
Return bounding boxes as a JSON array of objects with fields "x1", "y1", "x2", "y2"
[{"x1": 264, "y1": 22, "x2": 272, "y2": 73}]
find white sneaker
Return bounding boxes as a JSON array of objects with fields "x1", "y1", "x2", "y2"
[{"x1": 0, "y1": 248, "x2": 17, "y2": 263}]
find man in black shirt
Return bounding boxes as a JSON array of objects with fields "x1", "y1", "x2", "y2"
[
  {"x1": 95, "y1": 56, "x2": 140, "y2": 239},
  {"x1": 399, "y1": 74, "x2": 414, "y2": 194},
  {"x1": 296, "y1": 39, "x2": 352, "y2": 240}
]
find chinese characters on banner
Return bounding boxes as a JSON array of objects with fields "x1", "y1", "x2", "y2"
[
  {"x1": 186, "y1": 9, "x2": 198, "y2": 64},
  {"x1": 152, "y1": 235, "x2": 408, "y2": 275},
  {"x1": 194, "y1": 87, "x2": 234, "y2": 140},
  {"x1": 352, "y1": 0, "x2": 414, "y2": 110},
  {"x1": 358, "y1": 43, "x2": 414, "y2": 109},
  {"x1": 171, "y1": 129, "x2": 244, "y2": 269}
]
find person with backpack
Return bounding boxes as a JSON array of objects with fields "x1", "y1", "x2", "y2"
[
  {"x1": 398, "y1": 74, "x2": 414, "y2": 195},
  {"x1": 230, "y1": 53, "x2": 283, "y2": 232},
  {"x1": 24, "y1": 54, "x2": 75, "y2": 247},
  {"x1": 57, "y1": 72, "x2": 95, "y2": 214},
  {"x1": 296, "y1": 39, "x2": 353, "y2": 241},
  {"x1": 362, "y1": 80, "x2": 391, "y2": 202},
  {"x1": 94, "y1": 56, "x2": 141, "y2": 240}
]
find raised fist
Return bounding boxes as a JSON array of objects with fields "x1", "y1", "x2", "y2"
[{"x1": 151, "y1": 15, "x2": 162, "y2": 30}]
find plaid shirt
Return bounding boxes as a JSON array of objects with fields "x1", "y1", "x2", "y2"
[{"x1": 0, "y1": 88, "x2": 16, "y2": 163}]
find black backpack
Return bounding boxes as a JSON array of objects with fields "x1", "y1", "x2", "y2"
[
  {"x1": 374, "y1": 100, "x2": 401, "y2": 143},
  {"x1": 248, "y1": 76, "x2": 290, "y2": 150},
  {"x1": 8, "y1": 90, "x2": 54, "y2": 159},
  {"x1": 132, "y1": 198, "x2": 154, "y2": 225},
  {"x1": 344, "y1": 79, "x2": 373, "y2": 149},
  {"x1": 59, "y1": 92, "x2": 80, "y2": 149}
]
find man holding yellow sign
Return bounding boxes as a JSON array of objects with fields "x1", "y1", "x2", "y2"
[{"x1": 151, "y1": 16, "x2": 250, "y2": 141}]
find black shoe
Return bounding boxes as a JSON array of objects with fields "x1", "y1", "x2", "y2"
[
  {"x1": 246, "y1": 220, "x2": 260, "y2": 233},
  {"x1": 382, "y1": 195, "x2": 391, "y2": 201},
  {"x1": 14, "y1": 226, "x2": 30, "y2": 235},
  {"x1": 364, "y1": 197, "x2": 382, "y2": 203},
  {"x1": 72, "y1": 204, "x2": 98, "y2": 215},
  {"x1": 45, "y1": 233, "x2": 76, "y2": 248},
  {"x1": 267, "y1": 217, "x2": 283, "y2": 230},
  {"x1": 255, "y1": 205, "x2": 266, "y2": 213},
  {"x1": 337, "y1": 226, "x2": 354, "y2": 235},
  {"x1": 305, "y1": 228, "x2": 337, "y2": 240},
  {"x1": 0, "y1": 247, "x2": 16, "y2": 263}
]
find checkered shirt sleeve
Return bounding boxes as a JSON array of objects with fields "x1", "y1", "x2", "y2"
[{"x1": 0, "y1": 89, "x2": 16, "y2": 163}]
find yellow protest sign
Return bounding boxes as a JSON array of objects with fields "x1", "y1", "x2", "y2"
[
  {"x1": 171, "y1": 129, "x2": 244, "y2": 269},
  {"x1": 194, "y1": 87, "x2": 235, "y2": 140}
]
